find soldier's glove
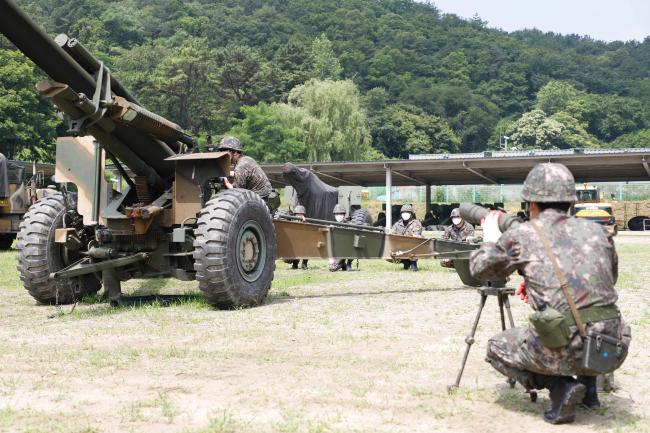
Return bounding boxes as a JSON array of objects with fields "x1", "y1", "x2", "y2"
[
  {"x1": 481, "y1": 210, "x2": 502, "y2": 243},
  {"x1": 516, "y1": 281, "x2": 529, "y2": 304}
]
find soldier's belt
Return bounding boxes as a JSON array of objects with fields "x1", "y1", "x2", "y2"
[{"x1": 564, "y1": 305, "x2": 619, "y2": 327}]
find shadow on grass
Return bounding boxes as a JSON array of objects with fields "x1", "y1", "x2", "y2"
[
  {"x1": 48, "y1": 293, "x2": 211, "y2": 319},
  {"x1": 493, "y1": 384, "x2": 645, "y2": 429},
  {"x1": 266, "y1": 285, "x2": 474, "y2": 304}
]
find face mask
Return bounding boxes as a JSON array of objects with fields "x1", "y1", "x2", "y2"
[
  {"x1": 335, "y1": 214, "x2": 345, "y2": 222},
  {"x1": 401, "y1": 212, "x2": 411, "y2": 221},
  {"x1": 452, "y1": 217, "x2": 462, "y2": 226}
]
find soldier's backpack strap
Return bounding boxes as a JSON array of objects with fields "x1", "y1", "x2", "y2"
[{"x1": 530, "y1": 221, "x2": 587, "y2": 339}]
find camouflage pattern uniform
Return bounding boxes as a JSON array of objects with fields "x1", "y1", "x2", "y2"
[
  {"x1": 441, "y1": 220, "x2": 474, "y2": 241},
  {"x1": 391, "y1": 204, "x2": 423, "y2": 271},
  {"x1": 469, "y1": 163, "x2": 630, "y2": 390},
  {"x1": 232, "y1": 156, "x2": 272, "y2": 198},
  {"x1": 391, "y1": 218, "x2": 423, "y2": 237}
]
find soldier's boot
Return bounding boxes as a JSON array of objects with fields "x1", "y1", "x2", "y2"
[
  {"x1": 410, "y1": 260, "x2": 419, "y2": 272},
  {"x1": 402, "y1": 260, "x2": 410, "y2": 270},
  {"x1": 543, "y1": 377, "x2": 586, "y2": 424},
  {"x1": 577, "y1": 376, "x2": 600, "y2": 409},
  {"x1": 291, "y1": 260, "x2": 299, "y2": 270},
  {"x1": 301, "y1": 260, "x2": 309, "y2": 270}
]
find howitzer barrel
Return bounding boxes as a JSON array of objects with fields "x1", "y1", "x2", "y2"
[
  {"x1": 459, "y1": 203, "x2": 520, "y2": 233},
  {"x1": 0, "y1": 0, "x2": 197, "y2": 194}
]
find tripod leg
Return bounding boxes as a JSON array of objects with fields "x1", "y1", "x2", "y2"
[
  {"x1": 448, "y1": 293, "x2": 488, "y2": 392},
  {"x1": 503, "y1": 295, "x2": 515, "y2": 328},
  {"x1": 498, "y1": 295, "x2": 506, "y2": 331}
]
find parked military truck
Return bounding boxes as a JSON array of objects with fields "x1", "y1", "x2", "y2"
[
  {"x1": 0, "y1": 155, "x2": 56, "y2": 249},
  {"x1": 0, "y1": 0, "x2": 481, "y2": 308}
]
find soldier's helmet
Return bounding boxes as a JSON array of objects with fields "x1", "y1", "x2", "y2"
[
  {"x1": 217, "y1": 136, "x2": 243, "y2": 152},
  {"x1": 450, "y1": 208, "x2": 461, "y2": 218},
  {"x1": 294, "y1": 205, "x2": 306, "y2": 215},
  {"x1": 521, "y1": 163, "x2": 577, "y2": 203},
  {"x1": 333, "y1": 204, "x2": 346, "y2": 214},
  {"x1": 400, "y1": 204, "x2": 413, "y2": 213}
]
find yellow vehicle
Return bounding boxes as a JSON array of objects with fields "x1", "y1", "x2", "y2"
[{"x1": 572, "y1": 184, "x2": 615, "y2": 225}]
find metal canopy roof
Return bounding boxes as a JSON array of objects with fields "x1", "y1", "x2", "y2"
[{"x1": 261, "y1": 148, "x2": 650, "y2": 187}]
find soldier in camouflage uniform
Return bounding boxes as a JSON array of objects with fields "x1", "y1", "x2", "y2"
[
  {"x1": 290, "y1": 205, "x2": 309, "y2": 270},
  {"x1": 391, "y1": 204, "x2": 423, "y2": 271},
  {"x1": 329, "y1": 204, "x2": 354, "y2": 271},
  {"x1": 219, "y1": 136, "x2": 279, "y2": 212},
  {"x1": 470, "y1": 163, "x2": 631, "y2": 424},
  {"x1": 440, "y1": 207, "x2": 475, "y2": 268}
]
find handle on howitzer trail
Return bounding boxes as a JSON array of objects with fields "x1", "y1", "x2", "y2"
[{"x1": 459, "y1": 203, "x2": 520, "y2": 233}]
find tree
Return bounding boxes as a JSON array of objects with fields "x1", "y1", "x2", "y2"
[
  {"x1": 278, "y1": 79, "x2": 374, "y2": 161},
  {"x1": 309, "y1": 34, "x2": 342, "y2": 80},
  {"x1": 0, "y1": 49, "x2": 61, "y2": 161},
  {"x1": 535, "y1": 81, "x2": 582, "y2": 115},
  {"x1": 611, "y1": 129, "x2": 650, "y2": 148},
  {"x1": 370, "y1": 103, "x2": 460, "y2": 158}
]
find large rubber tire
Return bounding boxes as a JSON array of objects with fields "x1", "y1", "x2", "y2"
[
  {"x1": 627, "y1": 215, "x2": 649, "y2": 231},
  {"x1": 350, "y1": 208, "x2": 373, "y2": 226},
  {"x1": 0, "y1": 234, "x2": 14, "y2": 250},
  {"x1": 16, "y1": 194, "x2": 101, "y2": 304},
  {"x1": 193, "y1": 189, "x2": 276, "y2": 308}
]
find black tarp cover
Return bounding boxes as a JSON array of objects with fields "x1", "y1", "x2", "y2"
[
  {"x1": 282, "y1": 163, "x2": 338, "y2": 221},
  {"x1": 0, "y1": 153, "x2": 8, "y2": 198}
]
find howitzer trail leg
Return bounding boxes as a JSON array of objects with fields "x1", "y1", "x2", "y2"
[{"x1": 448, "y1": 291, "x2": 488, "y2": 392}]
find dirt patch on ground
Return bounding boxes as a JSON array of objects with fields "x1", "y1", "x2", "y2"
[{"x1": 0, "y1": 243, "x2": 649, "y2": 432}]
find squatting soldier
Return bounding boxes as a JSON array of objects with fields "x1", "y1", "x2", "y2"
[
  {"x1": 470, "y1": 163, "x2": 631, "y2": 424},
  {"x1": 329, "y1": 204, "x2": 354, "y2": 272},
  {"x1": 440, "y1": 207, "x2": 475, "y2": 268},
  {"x1": 290, "y1": 205, "x2": 309, "y2": 270},
  {"x1": 219, "y1": 136, "x2": 280, "y2": 212},
  {"x1": 391, "y1": 204, "x2": 423, "y2": 271}
]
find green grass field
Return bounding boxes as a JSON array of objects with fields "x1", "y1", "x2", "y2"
[{"x1": 0, "y1": 236, "x2": 649, "y2": 433}]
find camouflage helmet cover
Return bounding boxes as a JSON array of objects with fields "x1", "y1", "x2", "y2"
[
  {"x1": 400, "y1": 204, "x2": 413, "y2": 213},
  {"x1": 521, "y1": 163, "x2": 577, "y2": 203},
  {"x1": 217, "y1": 136, "x2": 243, "y2": 152},
  {"x1": 450, "y1": 208, "x2": 461, "y2": 218},
  {"x1": 333, "y1": 204, "x2": 346, "y2": 214},
  {"x1": 294, "y1": 205, "x2": 306, "y2": 215}
]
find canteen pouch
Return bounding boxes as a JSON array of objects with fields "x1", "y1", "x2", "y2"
[
  {"x1": 581, "y1": 332, "x2": 625, "y2": 374},
  {"x1": 529, "y1": 307, "x2": 572, "y2": 348}
]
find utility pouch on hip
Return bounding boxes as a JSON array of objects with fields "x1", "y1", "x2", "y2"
[
  {"x1": 582, "y1": 332, "x2": 626, "y2": 374},
  {"x1": 529, "y1": 308, "x2": 572, "y2": 348}
]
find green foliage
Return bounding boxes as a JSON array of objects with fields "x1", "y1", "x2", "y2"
[
  {"x1": 0, "y1": 49, "x2": 61, "y2": 161},
  {"x1": 280, "y1": 79, "x2": 374, "y2": 161},
  {"x1": 309, "y1": 34, "x2": 342, "y2": 81},
  {"x1": 228, "y1": 103, "x2": 305, "y2": 163},
  {"x1": 611, "y1": 129, "x2": 650, "y2": 148},
  {"x1": 369, "y1": 103, "x2": 460, "y2": 158},
  {"x1": 6, "y1": 0, "x2": 650, "y2": 162}
]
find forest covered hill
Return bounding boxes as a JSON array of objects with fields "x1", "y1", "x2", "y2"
[{"x1": 1, "y1": 0, "x2": 650, "y2": 162}]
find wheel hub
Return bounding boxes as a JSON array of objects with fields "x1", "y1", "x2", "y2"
[{"x1": 236, "y1": 220, "x2": 267, "y2": 282}]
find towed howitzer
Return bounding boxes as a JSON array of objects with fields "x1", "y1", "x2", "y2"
[{"x1": 1, "y1": 0, "x2": 279, "y2": 308}]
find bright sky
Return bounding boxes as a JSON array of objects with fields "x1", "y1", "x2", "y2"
[{"x1": 430, "y1": 0, "x2": 650, "y2": 42}]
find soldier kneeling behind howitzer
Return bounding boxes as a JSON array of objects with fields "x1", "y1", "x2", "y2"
[
  {"x1": 391, "y1": 204, "x2": 423, "y2": 272},
  {"x1": 329, "y1": 204, "x2": 354, "y2": 272},
  {"x1": 440, "y1": 207, "x2": 475, "y2": 269},
  {"x1": 470, "y1": 163, "x2": 631, "y2": 424}
]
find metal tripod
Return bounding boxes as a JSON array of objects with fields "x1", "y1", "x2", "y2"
[{"x1": 448, "y1": 284, "x2": 517, "y2": 392}]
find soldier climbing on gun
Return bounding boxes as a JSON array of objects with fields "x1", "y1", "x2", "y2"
[{"x1": 219, "y1": 136, "x2": 280, "y2": 213}]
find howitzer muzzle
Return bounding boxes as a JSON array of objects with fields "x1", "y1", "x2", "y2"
[{"x1": 459, "y1": 203, "x2": 520, "y2": 233}]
